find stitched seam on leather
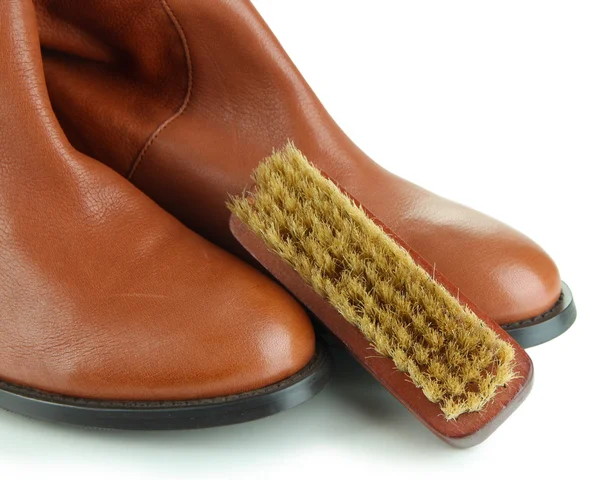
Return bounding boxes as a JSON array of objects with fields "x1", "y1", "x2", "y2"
[
  {"x1": 0, "y1": 346, "x2": 327, "y2": 408},
  {"x1": 502, "y1": 291, "x2": 564, "y2": 330},
  {"x1": 127, "y1": 0, "x2": 193, "y2": 180}
]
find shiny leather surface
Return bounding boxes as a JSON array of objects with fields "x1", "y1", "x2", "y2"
[
  {"x1": 37, "y1": 0, "x2": 562, "y2": 325},
  {"x1": 1, "y1": 0, "x2": 315, "y2": 401}
]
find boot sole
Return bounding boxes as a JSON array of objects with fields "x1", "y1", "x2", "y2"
[
  {"x1": 502, "y1": 281, "x2": 576, "y2": 348},
  {"x1": 0, "y1": 343, "x2": 331, "y2": 430}
]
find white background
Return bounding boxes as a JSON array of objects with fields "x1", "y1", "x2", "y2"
[{"x1": 2, "y1": 1, "x2": 599, "y2": 478}]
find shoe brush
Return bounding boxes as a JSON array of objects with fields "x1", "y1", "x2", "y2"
[{"x1": 228, "y1": 143, "x2": 533, "y2": 447}]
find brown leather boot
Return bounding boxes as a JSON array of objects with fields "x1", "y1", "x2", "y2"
[
  {"x1": 36, "y1": 0, "x2": 574, "y2": 348},
  {"x1": 0, "y1": 0, "x2": 330, "y2": 430}
]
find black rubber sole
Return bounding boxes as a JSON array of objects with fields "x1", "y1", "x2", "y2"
[
  {"x1": 503, "y1": 281, "x2": 576, "y2": 348},
  {"x1": 0, "y1": 343, "x2": 331, "y2": 430}
]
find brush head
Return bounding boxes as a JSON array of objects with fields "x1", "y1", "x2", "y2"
[{"x1": 229, "y1": 142, "x2": 517, "y2": 420}]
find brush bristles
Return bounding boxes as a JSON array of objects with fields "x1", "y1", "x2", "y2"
[{"x1": 229, "y1": 143, "x2": 516, "y2": 420}]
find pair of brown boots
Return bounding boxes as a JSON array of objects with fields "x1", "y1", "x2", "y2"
[{"x1": 0, "y1": 0, "x2": 575, "y2": 447}]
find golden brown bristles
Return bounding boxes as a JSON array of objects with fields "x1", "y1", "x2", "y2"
[{"x1": 228, "y1": 142, "x2": 516, "y2": 420}]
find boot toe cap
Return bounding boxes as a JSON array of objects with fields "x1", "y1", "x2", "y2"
[{"x1": 405, "y1": 195, "x2": 563, "y2": 325}]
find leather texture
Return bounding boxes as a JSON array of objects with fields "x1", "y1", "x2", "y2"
[
  {"x1": 0, "y1": 0, "x2": 315, "y2": 401},
  {"x1": 36, "y1": 0, "x2": 562, "y2": 325}
]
